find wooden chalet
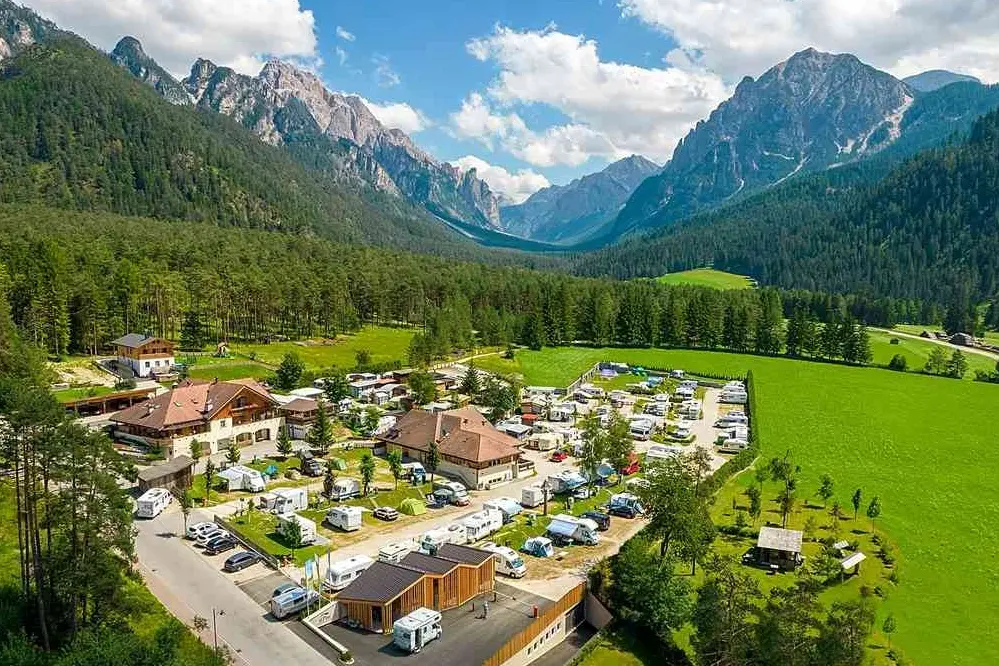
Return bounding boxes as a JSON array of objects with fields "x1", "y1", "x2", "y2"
[{"x1": 111, "y1": 333, "x2": 175, "y2": 378}]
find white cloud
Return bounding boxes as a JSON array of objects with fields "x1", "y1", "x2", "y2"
[
  {"x1": 451, "y1": 156, "x2": 550, "y2": 204},
  {"x1": 360, "y1": 98, "x2": 431, "y2": 134},
  {"x1": 372, "y1": 53, "x2": 401, "y2": 87},
  {"x1": 334, "y1": 46, "x2": 349, "y2": 66},
  {"x1": 335, "y1": 26, "x2": 355, "y2": 42},
  {"x1": 620, "y1": 0, "x2": 999, "y2": 82},
  {"x1": 456, "y1": 26, "x2": 729, "y2": 166},
  {"x1": 29, "y1": 0, "x2": 319, "y2": 77}
]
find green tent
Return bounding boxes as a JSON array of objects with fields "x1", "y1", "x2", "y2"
[
  {"x1": 328, "y1": 457, "x2": 348, "y2": 470},
  {"x1": 399, "y1": 498, "x2": 427, "y2": 516}
]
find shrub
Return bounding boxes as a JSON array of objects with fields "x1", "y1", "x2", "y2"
[{"x1": 888, "y1": 354, "x2": 908, "y2": 371}]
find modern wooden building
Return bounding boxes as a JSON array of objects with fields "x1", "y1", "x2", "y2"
[
  {"x1": 137, "y1": 455, "x2": 195, "y2": 492},
  {"x1": 278, "y1": 397, "x2": 319, "y2": 440},
  {"x1": 336, "y1": 545, "x2": 495, "y2": 633},
  {"x1": 377, "y1": 406, "x2": 522, "y2": 490},
  {"x1": 111, "y1": 334, "x2": 175, "y2": 378}
]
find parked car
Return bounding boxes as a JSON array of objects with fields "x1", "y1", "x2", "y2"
[
  {"x1": 373, "y1": 506, "x2": 399, "y2": 521},
  {"x1": 204, "y1": 536, "x2": 237, "y2": 556},
  {"x1": 550, "y1": 451, "x2": 568, "y2": 462},
  {"x1": 607, "y1": 504, "x2": 639, "y2": 519},
  {"x1": 272, "y1": 582, "x2": 301, "y2": 599},
  {"x1": 573, "y1": 486, "x2": 596, "y2": 500},
  {"x1": 195, "y1": 528, "x2": 228, "y2": 547},
  {"x1": 186, "y1": 521, "x2": 217, "y2": 540},
  {"x1": 223, "y1": 551, "x2": 260, "y2": 572},
  {"x1": 581, "y1": 511, "x2": 611, "y2": 531}
]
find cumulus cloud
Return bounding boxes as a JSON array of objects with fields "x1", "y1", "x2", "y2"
[
  {"x1": 620, "y1": 0, "x2": 999, "y2": 82},
  {"x1": 335, "y1": 26, "x2": 355, "y2": 42},
  {"x1": 372, "y1": 53, "x2": 401, "y2": 87},
  {"x1": 455, "y1": 26, "x2": 729, "y2": 166},
  {"x1": 29, "y1": 0, "x2": 319, "y2": 77},
  {"x1": 360, "y1": 98, "x2": 431, "y2": 134},
  {"x1": 451, "y1": 155, "x2": 550, "y2": 204}
]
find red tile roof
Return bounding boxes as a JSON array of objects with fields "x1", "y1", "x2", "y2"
[
  {"x1": 378, "y1": 406, "x2": 520, "y2": 465},
  {"x1": 111, "y1": 379, "x2": 274, "y2": 430}
]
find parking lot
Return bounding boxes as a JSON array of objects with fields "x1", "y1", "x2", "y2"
[{"x1": 322, "y1": 583, "x2": 551, "y2": 666}]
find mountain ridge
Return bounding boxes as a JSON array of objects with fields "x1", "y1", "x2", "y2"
[{"x1": 903, "y1": 69, "x2": 981, "y2": 92}]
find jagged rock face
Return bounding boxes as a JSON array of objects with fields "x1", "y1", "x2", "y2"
[
  {"x1": 502, "y1": 155, "x2": 660, "y2": 243},
  {"x1": 174, "y1": 56, "x2": 501, "y2": 228},
  {"x1": 614, "y1": 48, "x2": 916, "y2": 238},
  {"x1": 0, "y1": 0, "x2": 64, "y2": 61},
  {"x1": 110, "y1": 37, "x2": 191, "y2": 105}
]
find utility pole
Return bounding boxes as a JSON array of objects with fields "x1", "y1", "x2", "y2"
[{"x1": 212, "y1": 607, "x2": 224, "y2": 651}]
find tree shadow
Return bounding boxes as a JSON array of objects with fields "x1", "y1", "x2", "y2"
[{"x1": 155, "y1": 531, "x2": 178, "y2": 539}]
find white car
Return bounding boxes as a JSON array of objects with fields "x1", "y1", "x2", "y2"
[
  {"x1": 196, "y1": 528, "x2": 229, "y2": 547},
  {"x1": 186, "y1": 522, "x2": 216, "y2": 540}
]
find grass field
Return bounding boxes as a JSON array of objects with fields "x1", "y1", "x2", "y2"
[
  {"x1": 481, "y1": 346, "x2": 999, "y2": 666},
  {"x1": 868, "y1": 329, "x2": 995, "y2": 378},
  {"x1": 656, "y1": 268, "x2": 755, "y2": 290},
  {"x1": 52, "y1": 385, "x2": 115, "y2": 402}
]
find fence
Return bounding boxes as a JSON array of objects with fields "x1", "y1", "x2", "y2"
[{"x1": 480, "y1": 583, "x2": 586, "y2": 666}]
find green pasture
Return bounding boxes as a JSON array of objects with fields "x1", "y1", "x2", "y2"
[
  {"x1": 868, "y1": 328, "x2": 995, "y2": 378},
  {"x1": 655, "y1": 268, "x2": 755, "y2": 290},
  {"x1": 233, "y1": 325, "x2": 415, "y2": 369}
]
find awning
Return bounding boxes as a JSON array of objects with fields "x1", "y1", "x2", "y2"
[
  {"x1": 840, "y1": 552, "x2": 867, "y2": 569},
  {"x1": 547, "y1": 520, "x2": 577, "y2": 537}
]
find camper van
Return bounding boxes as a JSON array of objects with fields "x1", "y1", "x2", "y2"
[
  {"x1": 718, "y1": 438, "x2": 749, "y2": 453},
  {"x1": 323, "y1": 555, "x2": 374, "y2": 591},
  {"x1": 629, "y1": 418, "x2": 654, "y2": 440},
  {"x1": 401, "y1": 462, "x2": 426, "y2": 483},
  {"x1": 546, "y1": 470, "x2": 586, "y2": 495},
  {"x1": 276, "y1": 513, "x2": 316, "y2": 545},
  {"x1": 259, "y1": 487, "x2": 309, "y2": 514},
  {"x1": 520, "y1": 484, "x2": 551, "y2": 508},
  {"x1": 479, "y1": 542, "x2": 527, "y2": 578},
  {"x1": 461, "y1": 509, "x2": 503, "y2": 542},
  {"x1": 483, "y1": 497, "x2": 522, "y2": 523},
  {"x1": 716, "y1": 410, "x2": 748, "y2": 426},
  {"x1": 218, "y1": 465, "x2": 266, "y2": 492},
  {"x1": 393, "y1": 608, "x2": 442, "y2": 653},
  {"x1": 329, "y1": 477, "x2": 361, "y2": 501},
  {"x1": 135, "y1": 488, "x2": 172, "y2": 518},
  {"x1": 378, "y1": 540, "x2": 419, "y2": 564},
  {"x1": 325, "y1": 505, "x2": 363, "y2": 532},
  {"x1": 419, "y1": 524, "x2": 467, "y2": 555},
  {"x1": 270, "y1": 587, "x2": 319, "y2": 619},
  {"x1": 431, "y1": 480, "x2": 469, "y2": 506},
  {"x1": 546, "y1": 514, "x2": 600, "y2": 546}
]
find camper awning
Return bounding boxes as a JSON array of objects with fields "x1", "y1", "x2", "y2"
[
  {"x1": 547, "y1": 520, "x2": 577, "y2": 537},
  {"x1": 840, "y1": 552, "x2": 866, "y2": 570}
]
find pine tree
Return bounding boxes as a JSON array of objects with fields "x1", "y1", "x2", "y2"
[
  {"x1": 307, "y1": 399, "x2": 334, "y2": 454},
  {"x1": 459, "y1": 361, "x2": 481, "y2": 397}
]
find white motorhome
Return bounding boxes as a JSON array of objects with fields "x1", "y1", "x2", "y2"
[
  {"x1": 217, "y1": 465, "x2": 266, "y2": 492},
  {"x1": 643, "y1": 401, "x2": 666, "y2": 417},
  {"x1": 135, "y1": 488, "x2": 172, "y2": 518},
  {"x1": 646, "y1": 444, "x2": 683, "y2": 465},
  {"x1": 629, "y1": 418, "x2": 654, "y2": 440},
  {"x1": 419, "y1": 524, "x2": 467, "y2": 555},
  {"x1": 718, "y1": 438, "x2": 749, "y2": 453},
  {"x1": 674, "y1": 421, "x2": 693, "y2": 439},
  {"x1": 270, "y1": 587, "x2": 319, "y2": 619},
  {"x1": 323, "y1": 554, "x2": 374, "y2": 591},
  {"x1": 461, "y1": 509, "x2": 503, "y2": 542},
  {"x1": 716, "y1": 411, "x2": 748, "y2": 426},
  {"x1": 479, "y1": 542, "x2": 527, "y2": 578},
  {"x1": 431, "y1": 480, "x2": 469, "y2": 505},
  {"x1": 325, "y1": 505, "x2": 363, "y2": 532},
  {"x1": 378, "y1": 540, "x2": 419, "y2": 564},
  {"x1": 259, "y1": 487, "x2": 309, "y2": 514},
  {"x1": 546, "y1": 514, "x2": 600, "y2": 545},
  {"x1": 329, "y1": 477, "x2": 361, "y2": 501},
  {"x1": 720, "y1": 390, "x2": 748, "y2": 404},
  {"x1": 393, "y1": 607, "x2": 442, "y2": 653},
  {"x1": 520, "y1": 484, "x2": 551, "y2": 508},
  {"x1": 276, "y1": 513, "x2": 316, "y2": 545}
]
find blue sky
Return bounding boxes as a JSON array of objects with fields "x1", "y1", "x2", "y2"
[{"x1": 26, "y1": 0, "x2": 999, "y2": 202}]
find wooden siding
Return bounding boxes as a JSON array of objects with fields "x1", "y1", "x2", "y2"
[{"x1": 480, "y1": 583, "x2": 586, "y2": 666}]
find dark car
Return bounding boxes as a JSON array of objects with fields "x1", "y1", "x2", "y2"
[
  {"x1": 373, "y1": 506, "x2": 399, "y2": 521},
  {"x1": 223, "y1": 551, "x2": 260, "y2": 572},
  {"x1": 581, "y1": 511, "x2": 611, "y2": 531},
  {"x1": 607, "y1": 504, "x2": 638, "y2": 519},
  {"x1": 204, "y1": 536, "x2": 237, "y2": 556},
  {"x1": 299, "y1": 450, "x2": 323, "y2": 477}
]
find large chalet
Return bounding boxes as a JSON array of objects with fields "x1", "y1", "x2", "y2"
[{"x1": 111, "y1": 333, "x2": 175, "y2": 378}]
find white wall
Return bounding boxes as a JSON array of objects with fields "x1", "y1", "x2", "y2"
[
  {"x1": 120, "y1": 354, "x2": 175, "y2": 378},
  {"x1": 161, "y1": 416, "x2": 283, "y2": 458}
]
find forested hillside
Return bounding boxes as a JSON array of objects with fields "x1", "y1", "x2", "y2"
[
  {"x1": 575, "y1": 109, "x2": 999, "y2": 306},
  {"x1": 0, "y1": 38, "x2": 488, "y2": 257}
]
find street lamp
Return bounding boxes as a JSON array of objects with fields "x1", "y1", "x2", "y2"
[
  {"x1": 212, "y1": 607, "x2": 225, "y2": 650},
  {"x1": 541, "y1": 478, "x2": 550, "y2": 516}
]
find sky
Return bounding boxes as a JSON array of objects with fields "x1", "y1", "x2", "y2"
[{"x1": 24, "y1": 0, "x2": 999, "y2": 203}]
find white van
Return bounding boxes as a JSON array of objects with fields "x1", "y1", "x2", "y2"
[
  {"x1": 460, "y1": 509, "x2": 503, "y2": 542},
  {"x1": 270, "y1": 587, "x2": 320, "y2": 619},
  {"x1": 326, "y1": 505, "x2": 363, "y2": 532},
  {"x1": 479, "y1": 542, "x2": 527, "y2": 578},
  {"x1": 136, "y1": 488, "x2": 172, "y2": 518},
  {"x1": 330, "y1": 477, "x2": 361, "y2": 501},
  {"x1": 378, "y1": 540, "x2": 419, "y2": 564},
  {"x1": 323, "y1": 554, "x2": 374, "y2": 591}
]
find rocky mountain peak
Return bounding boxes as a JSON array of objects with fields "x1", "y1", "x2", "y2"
[
  {"x1": 903, "y1": 69, "x2": 982, "y2": 93},
  {"x1": 110, "y1": 36, "x2": 191, "y2": 105}
]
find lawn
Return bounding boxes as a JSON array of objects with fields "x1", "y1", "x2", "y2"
[
  {"x1": 655, "y1": 268, "x2": 755, "y2": 290},
  {"x1": 479, "y1": 345, "x2": 999, "y2": 666},
  {"x1": 225, "y1": 509, "x2": 329, "y2": 566},
  {"x1": 186, "y1": 360, "x2": 272, "y2": 381},
  {"x1": 234, "y1": 325, "x2": 415, "y2": 370},
  {"x1": 576, "y1": 625, "x2": 672, "y2": 666},
  {"x1": 868, "y1": 328, "x2": 995, "y2": 378},
  {"x1": 52, "y1": 385, "x2": 115, "y2": 402}
]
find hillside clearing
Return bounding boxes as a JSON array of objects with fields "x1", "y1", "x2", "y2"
[{"x1": 656, "y1": 268, "x2": 755, "y2": 290}]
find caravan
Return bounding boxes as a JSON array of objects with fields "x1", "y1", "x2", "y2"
[
  {"x1": 259, "y1": 487, "x2": 308, "y2": 514},
  {"x1": 520, "y1": 484, "x2": 552, "y2": 509},
  {"x1": 393, "y1": 608, "x2": 442, "y2": 653},
  {"x1": 217, "y1": 465, "x2": 266, "y2": 492},
  {"x1": 378, "y1": 540, "x2": 419, "y2": 564},
  {"x1": 546, "y1": 514, "x2": 600, "y2": 546},
  {"x1": 461, "y1": 509, "x2": 503, "y2": 542},
  {"x1": 325, "y1": 505, "x2": 363, "y2": 532},
  {"x1": 629, "y1": 418, "x2": 654, "y2": 440},
  {"x1": 329, "y1": 477, "x2": 361, "y2": 501},
  {"x1": 270, "y1": 587, "x2": 320, "y2": 619},
  {"x1": 135, "y1": 488, "x2": 172, "y2": 518},
  {"x1": 479, "y1": 542, "x2": 527, "y2": 578},
  {"x1": 323, "y1": 555, "x2": 374, "y2": 591},
  {"x1": 419, "y1": 523, "x2": 468, "y2": 555},
  {"x1": 483, "y1": 497, "x2": 523, "y2": 523},
  {"x1": 276, "y1": 513, "x2": 316, "y2": 545}
]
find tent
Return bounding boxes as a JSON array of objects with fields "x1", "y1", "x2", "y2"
[
  {"x1": 328, "y1": 457, "x2": 348, "y2": 471},
  {"x1": 399, "y1": 498, "x2": 427, "y2": 516}
]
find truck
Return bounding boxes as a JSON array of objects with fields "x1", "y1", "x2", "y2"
[
  {"x1": 217, "y1": 465, "x2": 266, "y2": 492},
  {"x1": 393, "y1": 607, "x2": 442, "y2": 653},
  {"x1": 378, "y1": 540, "x2": 419, "y2": 564},
  {"x1": 479, "y1": 542, "x2": 527, "y2": 578},
  {"x1": 419, "y1": 523, "x2": 467, "y2": 555},
  {"x1": 259, "y1": 487, "x2": 309, "y2": 514},
  {"x1": 276, "y1": 513, "x2": 316, "y2": 545},
  {"x1": 135, "y1": 488, "x2": 172, "y2": 518},
  {"x1": 431, "y1": 480, "x2": 469, "y2": 506},
  {"x1": 323, "y1": 554, "x2": 374, "y2": 591},
  {"x1": 521, "y1": 484, "x2": 552, "y2": 508},
  {"x1": 483, "y1": 497, "x2": 522, "y2": 523},
  {"x1": 401, "y1": 462, "x2": 426, "y2": 484},
  {"x1": 546, "y1": 514, "x2": 600, "y2": 546},
  {"x1": 298, "y1": 450, "x2": 323, "y2": 477},
  {"x1": 460, "y1": 509, "x2": 503, "y2": 542},
  {"x1": 329, "y1": 477, "x2": 361, "y2": 501},
  {"x1": 325, "y1": 505, "x2": 363, "y2": 532}
]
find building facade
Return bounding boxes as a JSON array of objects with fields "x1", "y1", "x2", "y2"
[{"x1": 111, "y1": 333, "x2": 175, "y2": 378}]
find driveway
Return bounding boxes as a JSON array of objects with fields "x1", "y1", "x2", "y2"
[{"x1": 133, "y1": 504, "x2": 331, "y2": 666}]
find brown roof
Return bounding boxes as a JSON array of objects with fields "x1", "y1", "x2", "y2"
[
  {"x1": 437, "y1": 543, "x2": 493, "y2": 566},
  {"x1": 336, "y1": 561, "x2": 424, "y2": 604},
  {"x1": 280, "y1": 397, "x2": 318, "y2": 414},
  {"x1": 136, "y1": 455, "x2": 194, "y2": 482},
  {"x1": 111, "y1": 379, "x2": 274, "y2": 430},
  {"x1": 398, "y1": 552, "x2": 460, "y2": 576},
  {"x1": 377, "y1": 406, "x2": 520, "y2": 465}
]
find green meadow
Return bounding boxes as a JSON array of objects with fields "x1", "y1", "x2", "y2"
[
  {"x1": 656, "y1": 268, "x2": 756, "y2": 290},
  {"x1": 868, "y1": 328, "x2": 996, "y2": 378},
  {"x1": 481, "y1": 346, "x2": 999, "y2": 665}
]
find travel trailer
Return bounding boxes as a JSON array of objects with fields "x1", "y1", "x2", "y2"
[
  {"x1": 460, "y1": 509, "x2": 503, "y2": 542},
  {"x1": 378, "y1": 540, "x2": 419, "y2": 564},
  {"x1": 393, "y1": 608, "x2": 442, "y2": 653},
  {"x1": 135, "y1": 488, "x2": 172, "y2": 518},
  {"x1": 259, "y1": 487, "x2": 309, "y2": 514},
  {"x1": 270, "y1": 587, "x2": 319, "y2": 619},
  {"x1": 480, "y1": 542, "x2": 527, "y2": 578},
  {"x1": 329, "y1": 477, "x2": 361, "y2": 501},
  {"x1": 546, "y1": 514, "x2": 600, "y2": 545},
  {"x1": 483, "y1": 497, "x2": 523, "y2": 522},
  {"x1": 325, "y1": 505, "x2": 363, "y2": 532},
  {"x1": 419, "y1": 524, "x2": 468, "y2": 555},
  {"x1": 520, "y1": 484, "x2": 552, "y2": 508},
  {"x1": 217, "y1": 465, "x2": 266, "y2": 492},
  {"x1": 276, "y1": 513, "x2": 316, "y2": 545},
  {"x1": 323, "y1": 555, "x2": 375, "y2": 591},
  {"x1": 546, "y1": 470, "x2": 587, "y2": 494}
]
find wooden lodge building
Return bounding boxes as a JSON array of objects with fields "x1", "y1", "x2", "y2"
[
  {"x1": 377, "y1": 406, "x2": 522, "y2": 490},
  {"x1": 337, "y1": 544, "x2": 495, "y2": 633},
  {"x1": 112, "y1": 333, "x2": 175, "y2": 378},
  {"x1": 110, "y1": 379, "x2": 282, "y2": 458}
]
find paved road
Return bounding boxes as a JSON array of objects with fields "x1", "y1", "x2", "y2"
[
  {"x1": 874, "y1": 327, "x2": 999, "y2": 362},
  {"x1": 134, "y1": 506, "x2": 331, "y2": 666}
]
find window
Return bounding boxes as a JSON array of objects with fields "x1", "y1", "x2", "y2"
[{"x1": 144, "y1": 361, "x2": 150, "y2": 368}]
